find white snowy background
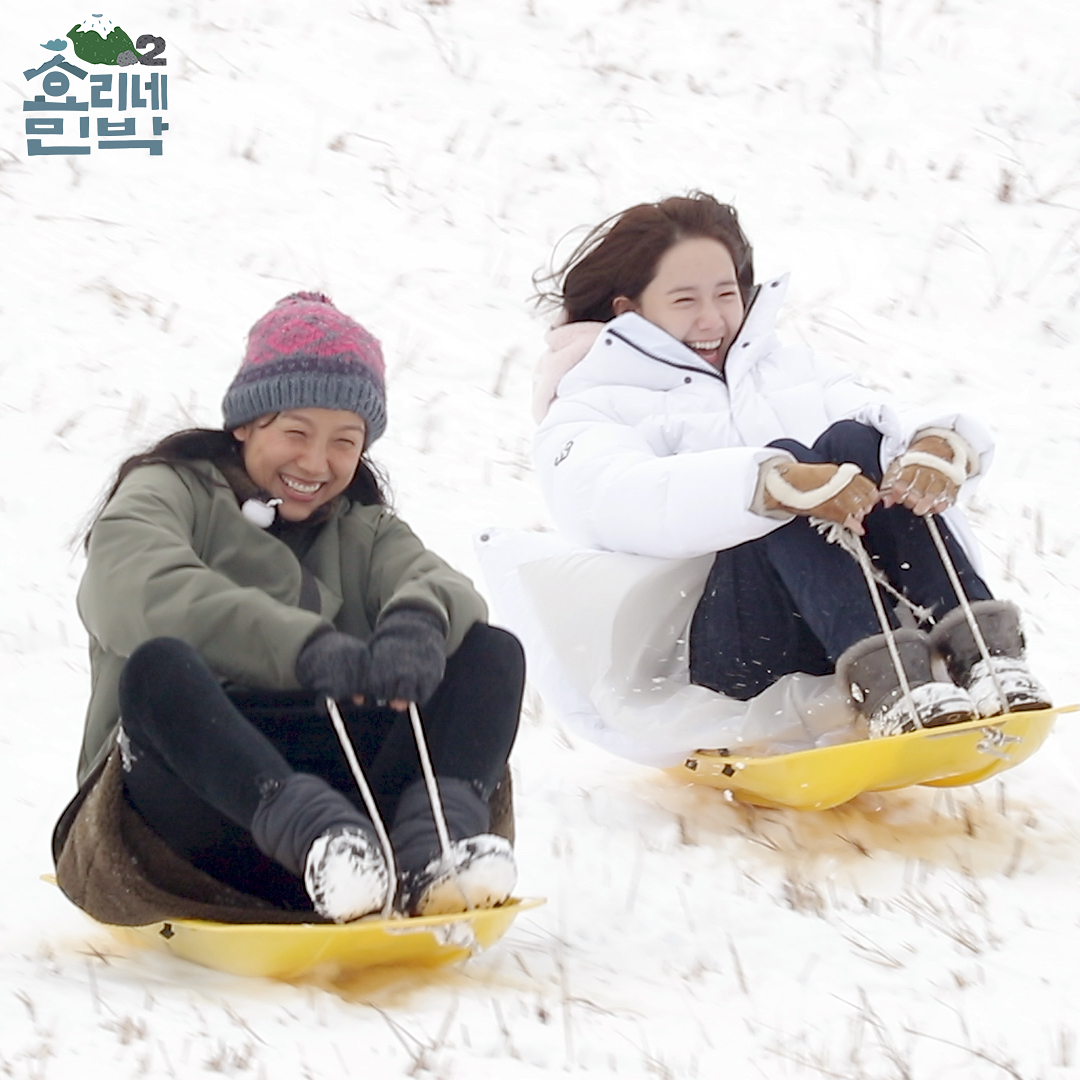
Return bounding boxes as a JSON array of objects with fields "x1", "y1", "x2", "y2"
[{"x1": 3, "y1": 0, "x2": 1080, "y2": 1076}]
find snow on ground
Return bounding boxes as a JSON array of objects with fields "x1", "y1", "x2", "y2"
[{"x1": 3, "y1": 0, "x2": 1080, "y2": 1076}]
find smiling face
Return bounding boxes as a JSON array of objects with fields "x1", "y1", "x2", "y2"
[
  {"x1": 232, "y1": 408, "x2": 367, "y2": 522},
  {"x1": 613, "y1": 236, "x2": 746, "y2": 368}
]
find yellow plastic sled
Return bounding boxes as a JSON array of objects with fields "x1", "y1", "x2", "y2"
[
  {"x1": 105, "y1": 898, "x2": 544, "y2": 981},
  {"x1": 671, "y1": 705, "x2": 1074, "y2": 811}
]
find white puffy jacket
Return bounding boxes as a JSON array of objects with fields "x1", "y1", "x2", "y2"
[{"x1": 533, "y1": 274, "x2": 993, "y2": 560}]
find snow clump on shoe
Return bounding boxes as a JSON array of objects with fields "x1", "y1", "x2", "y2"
[
  {"x1": 304, "y1": 827, "x2": 391, "y2": 923},
  {"x1": 398, "y1": 834, "x2": 517, "y2": 917}
]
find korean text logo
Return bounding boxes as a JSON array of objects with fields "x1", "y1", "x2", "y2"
[{"x1": 23, "y1": 14, "x2": 169, "y2": 158}]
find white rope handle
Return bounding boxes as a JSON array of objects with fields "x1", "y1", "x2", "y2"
[
  {"x1": 407, "y1": 700, "x2": 471, "y2": 911},
  {"x1": 924, "y1": 514, "x2": 1010, "y2": 714},
  {"x1": 813, "y1": 518, "x2": 935, "y2": 623},
  {"x1": 325, "y1": 696, "x2": 398, "y2": 918},
  {"x1": 848, "y1": 534, "x2": 922, "y2": 729},
  {"x1": 407, "y1": 701, "x2": 454, "y2": 862}
]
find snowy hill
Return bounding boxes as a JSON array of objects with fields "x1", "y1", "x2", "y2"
[{"x1": 2, "y1": 1, "x2": 1079, "y2": 1076}]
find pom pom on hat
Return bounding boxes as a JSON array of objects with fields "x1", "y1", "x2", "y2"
[{"x1": 222, "y1": 292, "x2": 387, "y2": 442}]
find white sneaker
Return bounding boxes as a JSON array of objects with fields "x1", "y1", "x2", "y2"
[
  {"x1": 304, "y1": 827, "x2": 391, "y2": 923},
  {"x1": 966, "y1": 656, "x2": 1052, "y2": 718},
  {"x1": 399, "y1": 834, "x2": 517, "y2": 917},
  {"x1": 867, "y1": 681, "x2": 977, "y2": 738}
]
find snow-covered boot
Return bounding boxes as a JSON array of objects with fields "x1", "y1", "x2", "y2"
[
  {"x1": 250, "y1": 772, "x2": 391, "y2": 922},
  {"x1": 401, "y1": 834, "x2": 517, "y2": 917},
  {"x1": 304, "y1": 825, "x2": 390, "y2": 923},
  {"x1": 391, "y1": 778, "x2": 517, "y2": 917},
  {"x1": 928, "y1": 600, "x2": 1051, "y2": 718},
  {"x1": 836, "y1": 628, "x2": 977, "y2": 738}
]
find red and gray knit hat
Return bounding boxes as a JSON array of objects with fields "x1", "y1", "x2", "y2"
[{"x1": 222, "y1": 292, "x2": 387, "y2": 442}]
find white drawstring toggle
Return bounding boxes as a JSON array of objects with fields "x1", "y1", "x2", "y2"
[{"x1": 242, "y1": 498, "x2": 283, "y2": 528}]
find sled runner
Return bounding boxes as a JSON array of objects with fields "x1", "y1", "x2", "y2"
[
  {"x1": 104, "y1": 897, "x2": 544, "y2": 980},
  {"x1": 673, "y1": 705, "x2": 1074, "y2": 811}
]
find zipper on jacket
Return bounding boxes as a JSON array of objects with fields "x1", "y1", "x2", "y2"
[
  {"x1": 606, "y1": 327, "x2": 726, "y2": 383},
  {"x1": 606, "y1": 283, "x2": 763, "y2": 385}
]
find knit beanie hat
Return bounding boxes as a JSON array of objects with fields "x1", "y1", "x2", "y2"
[{"x1": 222, "y1": 292, "x2": 387, "y2": 443}]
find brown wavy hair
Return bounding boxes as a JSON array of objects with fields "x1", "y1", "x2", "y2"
[{"x1": 536, "y1": 192, "x2": 755, "y2": 324}]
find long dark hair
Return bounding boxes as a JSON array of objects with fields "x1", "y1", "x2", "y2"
[
  {"x1": 535, "y1": 191, "x2": 755, "y2": 324},
  {"x1": 85, "y1": 426, "x2": 388, "y2": 549}
]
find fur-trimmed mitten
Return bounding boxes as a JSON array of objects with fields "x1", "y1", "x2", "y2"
[
  {"x1": 753, "y1": 458, "x2": 878, "y2": 532},
  {"x1": 880, "y1": 428, "x2": 976, "y2": 514}
]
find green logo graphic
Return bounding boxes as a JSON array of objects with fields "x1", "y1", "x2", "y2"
[{"x1": 67, "y1": 14, "x2": 136, "y2": 66}]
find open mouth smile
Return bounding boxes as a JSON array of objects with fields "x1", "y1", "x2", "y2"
[{"x1": 280, "y1": 474, "x2": 324, "y2": 496}]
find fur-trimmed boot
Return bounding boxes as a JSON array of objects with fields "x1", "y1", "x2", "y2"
[
  {"x1": 391, "y1": 778, "x2": 516, "y2": 917},
  {"x1": 928, "y1": 600, "x2": 1051, "y2": 718},
  {"x1": 836, "y1": 628, "x2": 977, "y2": 738}
]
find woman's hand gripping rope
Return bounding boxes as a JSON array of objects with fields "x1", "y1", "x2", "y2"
[
  {"x1": 880, "y1": 429, "x2": 972, "y2": 516},
  {"x1": 296, "y1": 608, "x2": 447, "y2": 713},
  {"x1": 763, "y1": 461, "x2": 879, "y2": 535},
  {"x1": 298, "y1": 610, "x2": 460, "y2": 911},
  {"x1": 763, "y1": 427, "x2": 974, "y2": 531}
]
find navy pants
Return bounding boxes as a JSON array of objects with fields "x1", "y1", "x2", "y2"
[
  {"x1": 120, "y1": 623, "x2": 524, "y2": 910},
  {"x1": 689, "y1": 421, "x2": 991, "y2": 700}
]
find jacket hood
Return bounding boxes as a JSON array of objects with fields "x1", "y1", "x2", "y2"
[
  {"x1": 531, "y1": 274, "x2": 790, "y2": 420},
  {"x1": 531, "y1": 321, "x2": 605, "y2": 423}
]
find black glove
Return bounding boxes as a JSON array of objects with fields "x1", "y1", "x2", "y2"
[
  {"x1": 295, "y1": 628, "x2": 371, "y2": 701},
  {"x1": 366, "y1": 607, "x2": 447, "y2": 706}
]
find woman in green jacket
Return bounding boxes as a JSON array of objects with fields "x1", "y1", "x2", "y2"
[{"x1": 54, "y1": 292, "x2": 523, "y2": 925}]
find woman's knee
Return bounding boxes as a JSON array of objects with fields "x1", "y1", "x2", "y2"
[
  {"x1": 434, "y1": 624, "x2": 525, "y2": 757},
  {"x1": 118, "y1": 637, "x2": 211, "y2": 732},
  {"x1": 129, "y1": 635, "x2": 202, "y2": 669},
  {"x1": 453, "y1": 623, "x2": 525, "y2": 693},
  {"x1": 770, "y1": 421, "x2": 883, "y2": 480},
  {"x1": 813, "y1": 421, "x2": 883, "y2": 480}
]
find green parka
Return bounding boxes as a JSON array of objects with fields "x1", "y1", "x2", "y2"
[{"x1": 76, "y1": 460, "x2": 487, "y2": 784}]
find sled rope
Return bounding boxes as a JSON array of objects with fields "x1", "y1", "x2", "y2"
[
  {"x1": 407, "y1": 702, "x2": 454, "y2": 860},
  {"x1": 851, "y1": 532, "x2": 922, "y2": 728},
  {"x1": 812, "y1": 518, "x2": 935, "y2": 623},
  {"x1": 408, "y1": 701, "x2": 472, "y2": 911},
  {"x1": 325, "y1": 696, "x2": 398, "y2": 919},
  {"x1": 924, "y1": 514, "x2": 1010, "y2": 714},
  {"x1": 813, "y1": 518, "x2": 921, "y2": 728}
]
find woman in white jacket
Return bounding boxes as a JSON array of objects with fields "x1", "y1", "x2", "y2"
[{"x1": 533, "y1": 193, "x2": 1048, "y2": 737}]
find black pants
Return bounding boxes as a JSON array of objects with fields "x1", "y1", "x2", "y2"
[
  {"x1": 689, "y1": 421, "x2": 991, "y2": 700},
  {"x1": 120, "y1": 623, "x2": 524, "y2": 910}
]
